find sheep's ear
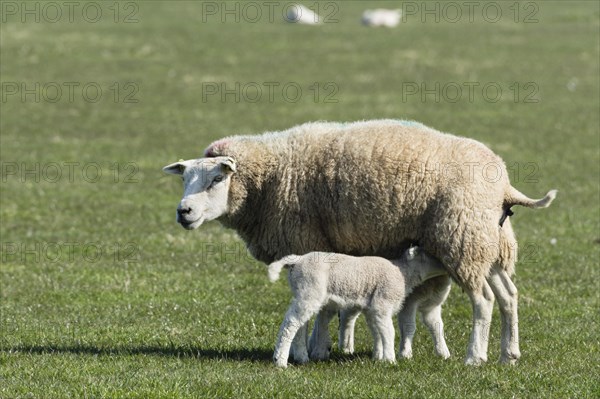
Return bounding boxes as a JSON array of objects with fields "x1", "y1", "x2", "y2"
[
  {"x1": 163, "y1": 160, "x2": 191, "y2": 175},
  {"x1": 219, "y1": 157, "x2": 237, "y2": 174}
]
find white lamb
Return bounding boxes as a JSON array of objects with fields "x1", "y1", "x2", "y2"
[
  {"x1": 268, "y1": 248, "x2": 448, "y2": 368},
  {"x1": 310, "y1": 274, "x2": 451, "y2": 361}
]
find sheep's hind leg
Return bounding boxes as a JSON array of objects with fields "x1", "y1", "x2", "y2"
[
  {"x1": 465, "y1": 280, "x2": 495, "y2": 366},
  {"x1": 487, "y1": 267, "x2": 520, "y2": 364}
]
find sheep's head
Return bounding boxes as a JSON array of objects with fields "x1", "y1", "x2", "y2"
[{"x1": 163, "y1": 156, "x2": 237, "y2": 230}]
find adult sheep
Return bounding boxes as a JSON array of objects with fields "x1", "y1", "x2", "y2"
[{"x1": 163, "y1": 119, "x2": 556, "y2": 365}]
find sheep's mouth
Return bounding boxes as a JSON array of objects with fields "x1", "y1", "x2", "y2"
[{"x1": 180, "y1": 217, "x2": 203, "y2": 230}]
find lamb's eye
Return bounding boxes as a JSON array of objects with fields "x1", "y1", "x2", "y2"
[{"x1": 213, "y1": 175, "x2": 223, "y2": 183}]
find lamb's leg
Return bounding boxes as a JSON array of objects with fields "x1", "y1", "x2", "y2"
[
  {"x1": 418, "y1": 276, "x2": 451, "y2": 359},
  {"x1": 273, "y1": 301, "x2": 314, "y2": 368},
  {"x1": 465, "y1": 280, "x2": 495, "y2": 366},
  {"x1": 397, "y1": 298, "x2": 418, "y2": 359},
  {"x1": 421, "y1": 304, "x2": 450, "y2": 359},
  {"x1": 364, "y1": 313, "x2": 383, "y2": 360},
  {"x1": 291, "y1": 322, "x2": 310, "y2": 364},
  {"x1": 339, "y1": 308, "x2": 361, "y2": 354},
  {"x1": 374, "y1": 311, "x2": 396, "y2": 363},
  {"x1": 308, "y1": 307, "x2": 336, "y2": 361},
  {"x1": 487, "y1": 267, "x2": 520, "y2": 364}
]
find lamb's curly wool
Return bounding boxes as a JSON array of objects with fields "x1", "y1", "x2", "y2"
[{"x1": 200, "y1": 119, "x2": 556, "y2": 364}]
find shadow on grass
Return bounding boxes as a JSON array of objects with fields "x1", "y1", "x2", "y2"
[
  {"x1": 1, "y1": 344, "x2": 273, "y2": 362},
  {"x1": 1, "y1": 344, "x2": 376, "y2": 365}
]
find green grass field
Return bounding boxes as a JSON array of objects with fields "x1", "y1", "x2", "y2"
[{"x1": 1, "y1": 1, "x2": 599, "y2": 397}]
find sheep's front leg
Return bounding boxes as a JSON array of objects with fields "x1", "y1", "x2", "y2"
[
  {"x1": 487, "y1": 267, "x2": 520, "y2": 364},
  {"x1": 308, "y1": 307, "x2": 335, "y2": 361},
  {"x1": 274, "y1": 302, "x2": 313, "y2": 368},
  {"x1": 465, "y1": 280, "x2": 495, "y2": 366},
  {"x1": 339, "y1": 308, "x2": 361, "y2": 354}
]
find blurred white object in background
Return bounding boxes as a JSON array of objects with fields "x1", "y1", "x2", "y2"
[
  {"x1": 285, "y1": 4, "x2": 321, "y2": 25},
  {"x1": 362, "y1": 9, "x2": 402, "y2": 27}
]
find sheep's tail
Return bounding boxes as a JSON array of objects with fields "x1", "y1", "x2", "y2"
[
  {"x1": 268, "y1": 255, "x2": 299, "y2": 282},
  {"x1": 504, "y1": 186, "x2": 557, "y2": 209}
]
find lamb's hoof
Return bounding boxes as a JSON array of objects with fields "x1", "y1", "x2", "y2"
[
  {"x1": 274, "y1": 360, "x2": 288, "y2": 369},
  {"x1": 437, "y1": 349, "x2": 451, "y2": 360},
  {"x1": 464, "y1": 356, "x2": 486, "y2": 366},
  {"x1": 500, "y1": 354, "x2": 520, "y2": 365},
  {"x1": 309, "y1": 346, "x2": 331, "y2": 361},
  {"x1": 399, "y1": 351, "x2": 413, "y2": 360},
  {"x1": 293, "y1": 354, "x2": 310, "y2": 364}
]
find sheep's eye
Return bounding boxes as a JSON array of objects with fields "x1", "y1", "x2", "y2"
[{"x1": 207, "y1": 175, "x2": 223, "y2": 190}]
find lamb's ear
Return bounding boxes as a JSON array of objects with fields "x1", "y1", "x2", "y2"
[
  {"x1": 219, "y1": 157, "x2": 237, "y2": 174},
  {"x1": 163, "y1": 160, "x2": 192, "y2": 175},
  {"x1": 407, "y1": 246, "x2": 421, "y2": 259}
]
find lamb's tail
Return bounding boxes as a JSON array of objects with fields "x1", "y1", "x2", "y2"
[
  {"x1": 268, "y1": 255, "x2": 299, "y2": 282},
  {"x1": 504, "y1": 186, "x2": 557, "y2": 209}
]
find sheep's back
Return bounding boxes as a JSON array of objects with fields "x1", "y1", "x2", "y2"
[{"x1": 273, "y1": 121, "x2": 507, "y2": 258}]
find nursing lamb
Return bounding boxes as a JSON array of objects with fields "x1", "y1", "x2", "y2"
[{"x1": 268, "y1": 248, "x2": 448, "y2": 368}]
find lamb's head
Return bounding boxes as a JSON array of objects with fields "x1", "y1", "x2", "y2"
[
  {"x1": 163, "y1": 156, "x2": 237, "y2": 230},
  {"x1": 405, "y1": 247, "x2": 447, "y2": 282}
]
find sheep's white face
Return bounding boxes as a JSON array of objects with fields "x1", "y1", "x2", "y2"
[{"x1": 163, "y1": 157, "x2": 237, "y2": 230}]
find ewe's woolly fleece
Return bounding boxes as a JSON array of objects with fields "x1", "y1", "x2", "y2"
[{"x1": 204, "y1": 119, "x2": 530, "y2": 292}]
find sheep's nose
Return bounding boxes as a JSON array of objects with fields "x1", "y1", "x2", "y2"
[{"x1": 177, "y1": 206, "x2": 192, "y2": 216}]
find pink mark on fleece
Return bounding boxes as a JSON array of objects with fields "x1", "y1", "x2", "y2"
[{"x1": 204, "y1": 138, "x2": 230, "y2": 157}]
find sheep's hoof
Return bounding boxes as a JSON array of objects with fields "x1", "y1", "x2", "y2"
[
  {"x1": 437, "y1": 349, "x2": 451, "y2": 359},
  {"x1": 399, "y1": 350, "x2": 413, "y2": 359}
]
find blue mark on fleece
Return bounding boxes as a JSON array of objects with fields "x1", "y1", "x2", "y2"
[
  {"x1": 392, "y1": 119, "x2": 424, "y2": 127},
  {"x1": 328, "y1": 119, "x2": 426, "y2": 129}
]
